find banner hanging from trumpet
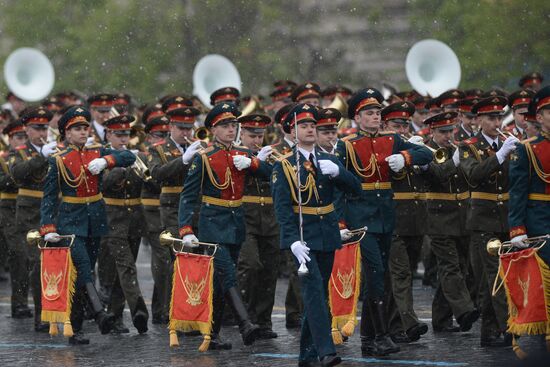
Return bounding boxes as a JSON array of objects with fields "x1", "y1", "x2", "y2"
[
  {"x1": 328, "y1": 241, "x2": 361, "y2": 343},
  {"x1": 499, "y1": 248, "x2": 550, "y2": 336},
  {"x1": 40, "y1": 246, "x2": 77, "y2": 337},
  {"x1": 169, "y1": 252, "x2": 214, "y2": 351}
]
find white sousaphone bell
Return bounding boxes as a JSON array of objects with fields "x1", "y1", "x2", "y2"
[
  {"x1": 192, "y1": 54, "x2": 241, "y2": 108},
  {"x1": 405, "y1": 39, "x2": 461, "y2": 97},
  {"x1": 4, "y1": 47, "x2": 55, "y2": 102}
]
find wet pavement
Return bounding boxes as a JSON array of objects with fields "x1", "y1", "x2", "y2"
[{"x1": 0, "y1": 244, "x2": 545, "y2": 367}]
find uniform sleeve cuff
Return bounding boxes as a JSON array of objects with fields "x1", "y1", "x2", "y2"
[
  {"x1": 338, "y1": 220, "x2": 348, "y2": 230},
  {"x1": 179, "y1": 225, "x2": 194, "y2": 238},
  {"x1": 103, "y1": 155, "x2": 116, "y2": 168},
  {"x1": 400, "y1": 150, "x2": 412, "y2": 166},
  {"x1": 249, "y1": 157, "x2": 260, "y2": 172},
  {"x1": 39, "y1": 224, "x2": 57, "y2": 236},
  {"x1": 510, "y1": 225, "x2": 527, "y2": 238}
]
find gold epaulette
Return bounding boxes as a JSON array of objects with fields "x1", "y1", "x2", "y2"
[
  {"x1": 341, "y1": 133, "x2": 357, "y2": 141},
  {"x1": 201, "y1": 146, "x2": 215, "y2": 155},
  {"x1": 520, "y1": 136, "x2": 537, "y2": 145},
  {"x1": 378, "y1": 130, "x2": 396, "y2": 135},
  {"x1": 85, "y1": 143, "x2": 103, "y2": 149},
  {"x1": 276, "y1": 151, "x2": 293, "y2": 162},
  {"x1": 52, "y1": 149, "x2": 68, "y2": 157}
]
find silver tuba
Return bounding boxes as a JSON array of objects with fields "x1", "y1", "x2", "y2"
[
  {"x1": 192, "y1": 54, "x2": 241, "y2": 108},
  {"x1": 4, "y1": 48, "x2": 55, "y2": 102}
]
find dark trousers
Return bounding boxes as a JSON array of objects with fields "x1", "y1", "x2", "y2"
[
  {"x1": 213, "y1": 243, "x2": 241, "y2": 294},
  {"x1": 238, "y1": 233, "x2": 280, "y2": 328},
  {"x1": 360, "y1": 232, "x2": 392, "y2": 299},
  {"x1": 296, "y1": 250, "x2": 336, "y2": 363},
  {"x1": 70, "y1": 236, "x2": 101, "y2": 287},
  {"x1": 284, "y1": 250, "x2": 303, "y2": 321},
  {"x1": 148, "y1": 230, "x2": 172, "y2": 320}
]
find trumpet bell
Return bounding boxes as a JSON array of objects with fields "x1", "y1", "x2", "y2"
[
  {"x1": 4, "y1": 48, "x2": 55, "y2": 102},
  {"x1": 159, "y1": 230, "x2": 177, "y2": 247},
  {"x1": 194, "y1": 127, "x2": 210, "y2": 142},
  {"x1": 486, "y1": 238, "x2": 503, "y2": 256},
  {"x1": 241, "y1": 95, "x2": 263, "y2": 116},
  {"x1": 192, "y1": 54, "x2": 241, "y2": 108},
  {"x1": 406, "y1": 39, "x2": 461, "y2": 97},
  {"x1": 26, "y1": 229, "x2": 42, "y2": 246}
]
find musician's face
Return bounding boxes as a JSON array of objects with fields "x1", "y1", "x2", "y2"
[
  {"x1": 212, "y1": 121, "x2": 237, "y2": 146},
  {"x1": 384, "y1": 121, "x2": 409, "y2": 135},
  {"x1": 478, "y1": 114, "x2": 502, "y2": 139},
  {"x1": 459, "y1": 112, "x2": 475, "y2": 130},
  {"x1": 65, "y1": 125, "x2": 90, "y2": 146},
  {"x1": 513, "y1": 108, "x2": 528, "y2": 130},
  {"x1": 295, "y1": 122, "x2": 316, "y2": 145},
  {"x1": 537, "y1": 109, "x2": 550, "y2": 133},
  {"x1": 316, "y1": 129, "x2": 337, "y2": 151},
  {"x1": 24, "y1": 125, "x2": 48, "y2": 146},
  {"x1": 356, "y1": 108, "x2": 381, "y2": 131},
  {"x1": 300, "y1": 97, "x2": 320, "y2": 107},
  {"x1": 240, "y1": 129, "x2": 264, "y2": 153},
  {"x1": 413, "y1": 110, "x2": 427, "y2": 127},
  {"x1": 90, "y1": 108, "x2": 111, "y2": 125},
  {"x1": 9, "y1": 133, "x2": 27, "y2": 149},
  {"x1": 169, "y1": 124, "x2": 193, "y2": 146},
  {"x1": 106, "y1": 130, "x2": 130, "y2": 149},
  {"x1": 432, "y1": 128, "x2": 454, "y2": 147}
]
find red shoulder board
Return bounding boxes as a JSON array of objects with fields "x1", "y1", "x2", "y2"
[
  {"x1": 15, "y1": 144, "x2": 27, "y2": 150},
  {"x1": 152, "y1": 139, "x2": 166, "y2": 147},
  {"x1": 463, "y1": 137, "x2": 478, "y2": 145}
]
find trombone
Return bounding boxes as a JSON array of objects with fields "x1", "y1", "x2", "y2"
[
  {"x1": 123, "y1": 145, "x2": 152, "y2": 182},
  {"x1": 486, "y1": 234, "x2": 549, "y2": 256},
  {"x1": 159, "y1": 230, "x2": 218, "y2": 254},
  {"x1": 26, "y1": 229, "x2": 75, "y2": 248}
]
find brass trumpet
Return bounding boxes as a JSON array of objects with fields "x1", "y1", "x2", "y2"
[
  {"x1": 159, "y1": 230, "x2": 217, "y2": 249},
  {"x1": 194, "y1": 127, "x2": 210, "y2": 141},
  {"x1": 130, "y1": 154, "x2": 152, "y2": 182},
  {"x1": 424, "y1": 144, "x2": 448, "y2": 164},
  {"x1": 486, "y1": 234, "x2": 549, "y2": 256},
  {"x1": 26, "y1": 229, "x2": 75, "y2": 247}
]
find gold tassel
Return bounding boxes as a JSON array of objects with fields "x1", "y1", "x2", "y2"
[
  {"x1": 512, "y1": 336, "x2": 528, "y2": 360},
  {"x1": 63, "y1": 320, "x2": 74, "y2": 337},
  {"x1": 169, "y1": 329, "x2": 179, "y2": 347},
  {"x1": 198, "y1": 335, "x2": 211, "y2": 352},
  {"x1": 49, "y1": 323, "x2": 58, "y2": 336},
  {"x1": 331, "y1": 328, "x2": 343, "y2": 345},
  {"x1": 341, "y1": 319, "x2": 355, "y2": 337}
]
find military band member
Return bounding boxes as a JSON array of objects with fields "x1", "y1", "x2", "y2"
[
  {"x1": 460, "y1": 96, "x2": 519, "y2": 347},
  {"x1": 455, "y1": 98, "x2": 480, "y2": 142},
  {"x1": 271, "y1": 103, "x2": 361, "y2": 367},
  {"x1": 522, "y1": 106, "x2": 542, "y2": 138},
  {"x1": 316, "y1": 108, "x2": 340, "y2": 154},
  {"x1": 236, "y1": 113, "x2": 280, "y2": 339},
  {"x1": 1, "y1": 121, "x2": 31, "y2": 318},
  {"x1": 210, "y1": 87, "x2": 241, "y2": 107},
  {"x1": 178, "y1": 103, "x2": 271, "y2": 349},
  {"x1": 9, "y1": 107, "x2": 58, "y2": 332},
  {"x1": 381, "y1": 102, "x2": 428, "y2": 342},
  {"x1": 423, "y1": 112, "x2": 479, "y2": 333},
  {"x1": 5, "y1": 92, "x2": 26, "y2": 117},
  {"x1": 505, "y1": 89, "x2": 535, "y2": 139},
  {"x1": 321, "y1": 85, "x2": 352, "y2": 108},
  {"x1": 268, "y1": 81, "x2": 296, "y2": 117},
  {"x1": 42, "y1": 96, "x2": 64, "y2": 143},
  {"x1": 100, "y1": 115, "x2": 149, "y2": 334},
  {"x1": 335, "y1": 88, "x2": 432, "y2": 356},
  {"x1": 518, "y1": 72, "x2": 543, "y2": 91},
  {"x1": 291, "y1": 82, "x2": 322, "y2": 107},
  {"x1": 508, "y1": 86, "x2": 550, "y2": 265},
  {"x1": 410, "y1": 95, "x2": 429, "y2": 136},
  {"x1": 88, "y1": 94, "x2": 116, "y2": 144}
]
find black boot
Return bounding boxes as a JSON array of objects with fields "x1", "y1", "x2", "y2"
[
  {"x1": 111, "y1": 318, "x2": 130, "y2": 334},
  {"x1": 360, "y1": 301, "x2": 383, "y2": 356},
  {"x1": 225, "y1": 287, "x2": 260, "y2": 346},
  {"x1": 131, "y1": 297, "x2": 149, "y2": 334},
  {"x1": 69, "y1": 290, "x2": 89, "y2": 345},
  {"x1": 370, "y1": 299, "x2": 400, "y2": 355},
  {"x1": 84, "y1": 282, "x2": 115, "y2": 334},
  {"x1": 209, "y1": 292, "x2": 232, "y2": 350}
]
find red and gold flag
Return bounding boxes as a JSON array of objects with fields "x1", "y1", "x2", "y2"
[
  {"x1": 328, "y1": 241, "x2": 361, "y2": 343},
  {"x1": 169, "y1": 252, "x2": 214, "y2": 351},
  {"x1": 499, "y1": 248, "x2": 550, "y2": 336},
  {"x1": 40, "y1": 247, "x2": 76, "y2": 337}
]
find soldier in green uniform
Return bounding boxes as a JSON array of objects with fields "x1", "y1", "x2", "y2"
[
  {"x1": 291, "y1": 83, "x2": 322, "y2": 107},
  {"x1": 1, "y1": 121, "x2": 31, "y2": 318},
  {"x1": 506, "y1": 89, "x2": 535, "y2": 139},
  {"x1": 455, "y1": 98, "x2": 479, "y2": 142},
  {"x1": 88, "y1": 94, "x2": 116, "y2": 144},
  {"x1": 39, "y1": 106, "x2": 136, "y2": 344},
  {"x1": 9, "y1": 107, "x2": 58, "y2": 331},
  {"x1": 178, "y1": 103, "x2": 271, "y2": 349},
  {"x1": 460, "y1": 96, "x2": 519, "y2": 347},
  {"x1": 381, "y1": 102, "x2": 428, "y2": 343},
  {"x1": 100, "y1": 114, "x2": 148, "y2": 334},
  {"x1": 237, "y1": 113, "x2": 280, "y2": 339},
  {"x1": 423, "y1": 112, "x2": 480, "y2": 333}
]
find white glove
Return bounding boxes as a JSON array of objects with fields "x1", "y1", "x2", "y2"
[
  {"x1": 408, "y1": 135, "x2": 424, "y2": 145},
  {"x1": 44, "y1": 233, "x2": 61, "y2": 243},
  {"x1": 88, "y1": 158, "x2": 108, "y2": 175},
  {"x1": 452, "y1": 147, "x2": 460, "y2": 167},
  {"x1": 496, "y1": 136, "x2": 519, "y2": 164},
  {"x1": 340, "y1": 229, "x2": 352, "y2": 241},
  {"x1": 182, "y1": 234, "x2": 199, "y2": 248},
  {"x1": 41, "y1": 141, "x2": 58, "y2": 158},
  {"x1": 256, "y1": 145, "x2": 273, "y2": 162},
  {"x1": 510, "y1": 234, "x2": 529, "y2": 249},
  {"x1": 318, "y1": 159, "x2": 340, "y2": 177},
  {"x1": 233, "y1": 155, "x2": 252, "y2": 171},
  {"x1": 290, "y1": 241, "x2": 311, "y2": 264},
  {"x1": 385, "y1": 154, "x2": 405, "y2": 172},
  {"x1": 182, "y1": 140, "x2": 203, "y2": 164},
  {"x1": 130, "y1": 149, "x2": 140, "y2": 155},
  {"x1": 85, "y1": 137, "x2": 96, "y2": 146}
]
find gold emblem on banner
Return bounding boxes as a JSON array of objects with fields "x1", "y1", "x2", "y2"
[
  {"x1": 184, "y1": 275, "x2": 206, "y2": 306},
  {"x1": 518, "y1": 274, "x2": 530, "y2": 308},
  {"x1": 43, "y1": 270, "x2": 62, "y2": 298},
  {"x1": 337, "y1": 269, "x2": 354, "y2": 299}
]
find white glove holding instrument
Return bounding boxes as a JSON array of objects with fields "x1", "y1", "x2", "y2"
[
  {"x1": 182, "y1": 234, "x2": 199, "y2": 248},
  {"x1": 385, "y1": 154, "x2": 405, "y2": 172},
  {"x1": 257, "y1": 145, "x2": 273, "y2": 162},
  {"x1": 40, "y1": 141, "x2": 58, "y2": 158},
  {"x1": 44, "y1": 233, "x2": 61, "y2": 243},
  {"x1": 182, "y1": 140, "x2": 203, "y2": 165},
  {"x1": 496, "y1": 136, "x2": 519, "y2": 164},
  {"x1": 408, "y1": 135, "x2": 424, "y2": 145},
  {"x1": 290, "y1": 241, "x2": 311, "y2": 264},
  {"x1": 510, "y1": 234, "x2": 529, "y2": 249},
  {"x1": 233, "y1": 155, "x2": 251, "y2": 170},
  {"x1": 85, "y1": 137, "x2": 96, "y2": 146},
  {"x1": 452, "y1": 147, "x2": 460, "y2": 167},
  {"x1": 340, "y1": 229, "x2": 353, "y2": 241},
  {"x1": 319, "y1": 159, "x2": 340, "y2": 177},
  {"x1": 88, "y1": 158, "x2": 108, "y2": 175}
]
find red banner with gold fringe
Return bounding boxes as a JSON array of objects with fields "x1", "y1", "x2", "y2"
[
  {"x1": 169, "y1": 252, "x2": 214, "y2": 351},
  {"x1": 40, "y1": 247, "x2": 76, "y2": 332},
  {"x1": 328, "y1": 241, "x2": 361, "y2": 342},
  {"x1": 500, "y1": 248, "x2": 550, "y2": 336}
]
